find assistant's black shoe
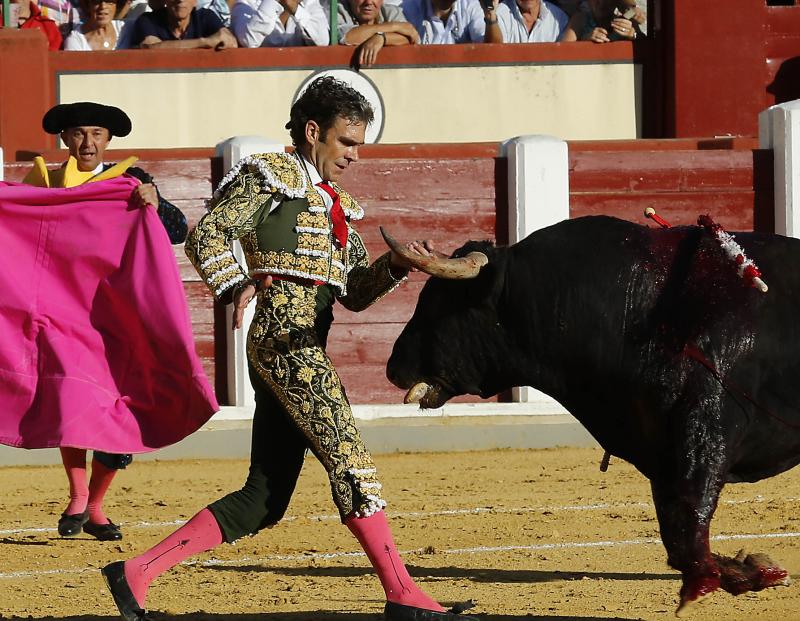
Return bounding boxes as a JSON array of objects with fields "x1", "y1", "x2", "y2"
[
  {"x1": 57, "y1": 510, "x2": 89, "y2": 537},
  {"x1": 101, "y1": 561, "x2": 150, "y2": 621},
  {"x1": 84, "y1": 520, "x2": 123, "y2": 541},
  {"x1": 384, "y1": 601, "x2": 479, "y2": 620}
]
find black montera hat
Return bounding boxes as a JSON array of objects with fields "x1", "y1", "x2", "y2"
[{"x1": 42, "y1": 102, "x2": 132, "y2": 137}]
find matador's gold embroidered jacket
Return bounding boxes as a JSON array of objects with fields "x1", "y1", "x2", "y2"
[{"x1": 185, "y1": 151, "x2": 403, "y2": 312}]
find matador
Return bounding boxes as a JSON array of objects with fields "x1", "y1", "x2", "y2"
[{"x1": 102, "y1": 77, "x2": 477, "y2": 621}]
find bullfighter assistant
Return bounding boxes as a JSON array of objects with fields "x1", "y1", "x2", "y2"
[
  {"x1": 23, "y1": 102, "x2": 188, "y2": 542},
  {"x1": 102, "y1": 77, "x2": 477, "y2": 621}
]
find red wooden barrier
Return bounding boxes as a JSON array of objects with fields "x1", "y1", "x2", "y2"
[{"x1": 3, "y1": 139, "x2": 772, "y2": 404}]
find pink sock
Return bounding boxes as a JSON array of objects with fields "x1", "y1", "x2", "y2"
[
  {"x1": 87, "y1": 458, "x2": 117, "y2": 524},
  {"x1": 124, "y1": 507, "x2": 223, "y2": 607},
  {"x1": 346, "y1": 510, "x2": 445, "y2": 612},
  {"x1": 60, "y1": 447, "x2": 89, "y2": 515}
]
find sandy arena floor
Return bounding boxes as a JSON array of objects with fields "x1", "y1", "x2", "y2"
[{"x1": 1, "y1": 447, "x2": 799, "y2": 621}]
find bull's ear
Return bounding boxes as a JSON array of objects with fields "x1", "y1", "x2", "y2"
[{"x1": 380, "y1": 227, "x2": 488, "y2": 279}]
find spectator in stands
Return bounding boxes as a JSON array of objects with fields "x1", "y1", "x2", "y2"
[
  {"x1": 492, "y1": 0, "x2": 567, "y2": 42},
  {"x1": 561, "y1": 0, "x2": 638, "y2": 42},
  {"x1": 231, "y1": 0, "x2": 328, "y2": 47},
  {"x1": 335, "y1": 0, "x2": 419, "y2": 68},
  {"x1": 551, "y1": 0, "x2": 579, "y2": 14},
  {"x1": 114, "y1": 0, "x2": 149, "y2": 20},
  {"x1": 128, "y1": 0, "x2": 237, "y2": 48},
  {"x1": 115, "y1": 0, "x2": 232, "y2": 25},
  {"x1": 197, "y1": 0, "x2": 232, "y2": 24},
  {"x1": 4, "y1": 0, "x2": 63, "y2": 49},
  {"x1": 64, "y1": 0, "x2": 131, "y2": 49},
  {"x1": 403, "y1": 0, "x2": 502, "y2": 44}
]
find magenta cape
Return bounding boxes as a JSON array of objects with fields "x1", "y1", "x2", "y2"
[{"x1": 0, "y1": 177, "x2": 218, "y2": 452}]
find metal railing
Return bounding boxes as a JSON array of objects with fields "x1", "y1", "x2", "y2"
[
  {"x1": 328, "y1": 0, "x2": 338, "y2": 45},
  {"x1": 2, "y1": 0, "x2": 11, "y2": 28}
]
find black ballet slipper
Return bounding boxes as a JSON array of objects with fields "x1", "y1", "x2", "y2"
[
  {"x1": 101, "y1": 561, "x2": 150, "y2": 621},
  {"x1": 84, "y1": 519, "x2": 123, "y2": 541},
  {"x1": 57, "y1": 509, "x2": 89, "y2": 537},
  {"x1": 384, "y1": 601, "x2": 479, "y2": 620}
]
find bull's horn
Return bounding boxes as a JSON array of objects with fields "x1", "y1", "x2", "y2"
[
  {"x1": 404, "y1": 382, "x2": 430, "y2": 404},
  {"x1": 380, "y1": 227, "x2": 488, "y2": 279}
]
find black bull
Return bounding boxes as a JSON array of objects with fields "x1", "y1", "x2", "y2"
[{"x1": 384, "y1": 215, "x2": 800, "y2": 614}]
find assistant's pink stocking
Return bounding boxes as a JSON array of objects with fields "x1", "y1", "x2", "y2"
[
  {"x1": 87, "y1": 458, "x2": 118, "y2": 525},
  {"x1": 346, "y1": 510, "x2": 445, "y2": 611},
  {"x1": 124, "y1": 507, "x2": 223, "y2": 607},
  {"x1": 59, "y1": 447, "x2": 89, "y2": 515}
]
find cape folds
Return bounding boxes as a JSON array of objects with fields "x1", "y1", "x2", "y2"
[{"x1": 0, "y1": 177, "x2": 218, "y2": 453}]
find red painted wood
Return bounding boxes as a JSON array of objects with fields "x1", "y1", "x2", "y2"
[
  {"x1": 667, "y1": 0, "x2": 766, "y2": 138},
  {"x1": 3, "y1": 142, "x2": 775, "y2": 405},
  {"x1": 569, "y1": 150, "x2": 759, "y2": 193},
  {"x1": 183, "y1": 281, "x2": 216, "y2": 388},
  {"x1": 0, "y1": 30, "x2": 52, "y2": 159},
  {"x1": 570, "y1": 192, "x2": 757, "y2": 231},
  {"x1": 569, "y1": 138, "x2": 759, "y2": 153},
  {"x1": 327, "y1": 323, "x2": 499, "y2": 405},
  {"x1": 47, "y1": 41, "x2": 635, "y2": 75},
  {"x1": 764, "y1": 5, "x2": 800, "y2": 107}
]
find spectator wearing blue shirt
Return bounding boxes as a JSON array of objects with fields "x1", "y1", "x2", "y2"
[
  {"x1": 402, "y1": 0, "x2": 501, "y2": 44},
  {"x1": 129, "y1": 0, "x2": 237, "y2": 48}
]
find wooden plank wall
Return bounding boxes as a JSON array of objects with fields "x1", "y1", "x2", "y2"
[
  {"x1": 329, "y1": 155, "x2": 505, "y2": 405},
  {"x1": 3, "y1": 141, "x2": 772, "y2": 405},
  {"x1": 569, "y1": 146, "x2": 774, "y2": 233}
]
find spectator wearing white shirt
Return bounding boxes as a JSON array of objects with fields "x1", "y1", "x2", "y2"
[
  {"x1": 493, "y1": 0, "x2": 567, "y2": 43},
  {"x1": 402, "y1": 0, "x2": 501, "y2": 44},
  {"x1": 231, "y1": 0, "x2": 328, "y2": 46}
]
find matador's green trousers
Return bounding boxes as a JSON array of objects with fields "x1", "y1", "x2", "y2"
[{"x1": 208, "y1": 280, "x2": 385, "y2": 542}]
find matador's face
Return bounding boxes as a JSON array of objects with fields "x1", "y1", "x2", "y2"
[{"x1": 309, "y1": 116, "x2": 365, "y2": 183}]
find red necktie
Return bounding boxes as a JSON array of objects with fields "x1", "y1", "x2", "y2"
[{"x1": 316, "y1": 181, "x2": 349, "y2": 249}]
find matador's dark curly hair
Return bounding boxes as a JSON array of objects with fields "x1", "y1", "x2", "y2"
[{"x1": 286, "y1": 76, "x2": 374, "y2": 147}]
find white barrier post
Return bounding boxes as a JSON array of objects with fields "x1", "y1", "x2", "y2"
[
  {"x1": 501, "y1": 135, "x2": 569, "y2": 410},
  {"x1": 0, "y1": 147, "x2": 4, "y2": 181},
  {"x1": 215, "y1": 136, "x2": 284, "y2": 410},
  {"x1": 758, "y1": 99, "x2": 800, "y2": 239}
]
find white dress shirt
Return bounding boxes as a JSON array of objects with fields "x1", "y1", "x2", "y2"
[
  {"x1": 232, "y1": 0, "x2": 329, "y2": 47},
  {"x1": 402, "y1": 0, "x2": 486, "y2": 44},
  {"x1": 495, "y1": 0, "x2": 567, "y2": 43},
  {"x1": 63, "y1": 20, "x2": 130, "y2": 50}
]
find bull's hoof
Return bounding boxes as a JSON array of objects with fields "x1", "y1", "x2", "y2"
[
  {"x1": 675, "y1": 574, "x2": 720, "y2": 617},
  {"x1": 714, "y1": 550, "x2": 791, "y2": 595}
]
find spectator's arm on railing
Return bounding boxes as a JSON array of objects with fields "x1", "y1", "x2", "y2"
[
  {"x1": 139, "y1": 27, "x2": 238, "y2": 49},
  {"x1": 482, "y1": 0, "x2": 502, "y2": 43},
  {"x1": 343, "y1": 22, "x2": 418, "y2": 46}
]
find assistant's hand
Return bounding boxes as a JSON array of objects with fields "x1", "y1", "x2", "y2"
[
  {"x1": 131, "y1": 182, "x2": 158, "y2": 208},
  {"x1": 232, "y1": 276, "x2": 273, "y2": 330},
  {"x1": 390, "y1": 239, "x2": 435, "y2": 272}
]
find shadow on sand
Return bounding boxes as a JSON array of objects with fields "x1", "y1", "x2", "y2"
[{"x1": 211, "y1": 563, "x2": 678, "y2": 585}]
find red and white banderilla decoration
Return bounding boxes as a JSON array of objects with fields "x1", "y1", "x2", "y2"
[{"x1": 644, "y1": 208, "x2": 768, "y2": 293}]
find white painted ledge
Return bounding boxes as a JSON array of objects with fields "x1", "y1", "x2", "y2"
[{"x1": 206, "y1": 400, "x2": 570, "y2": 428}]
